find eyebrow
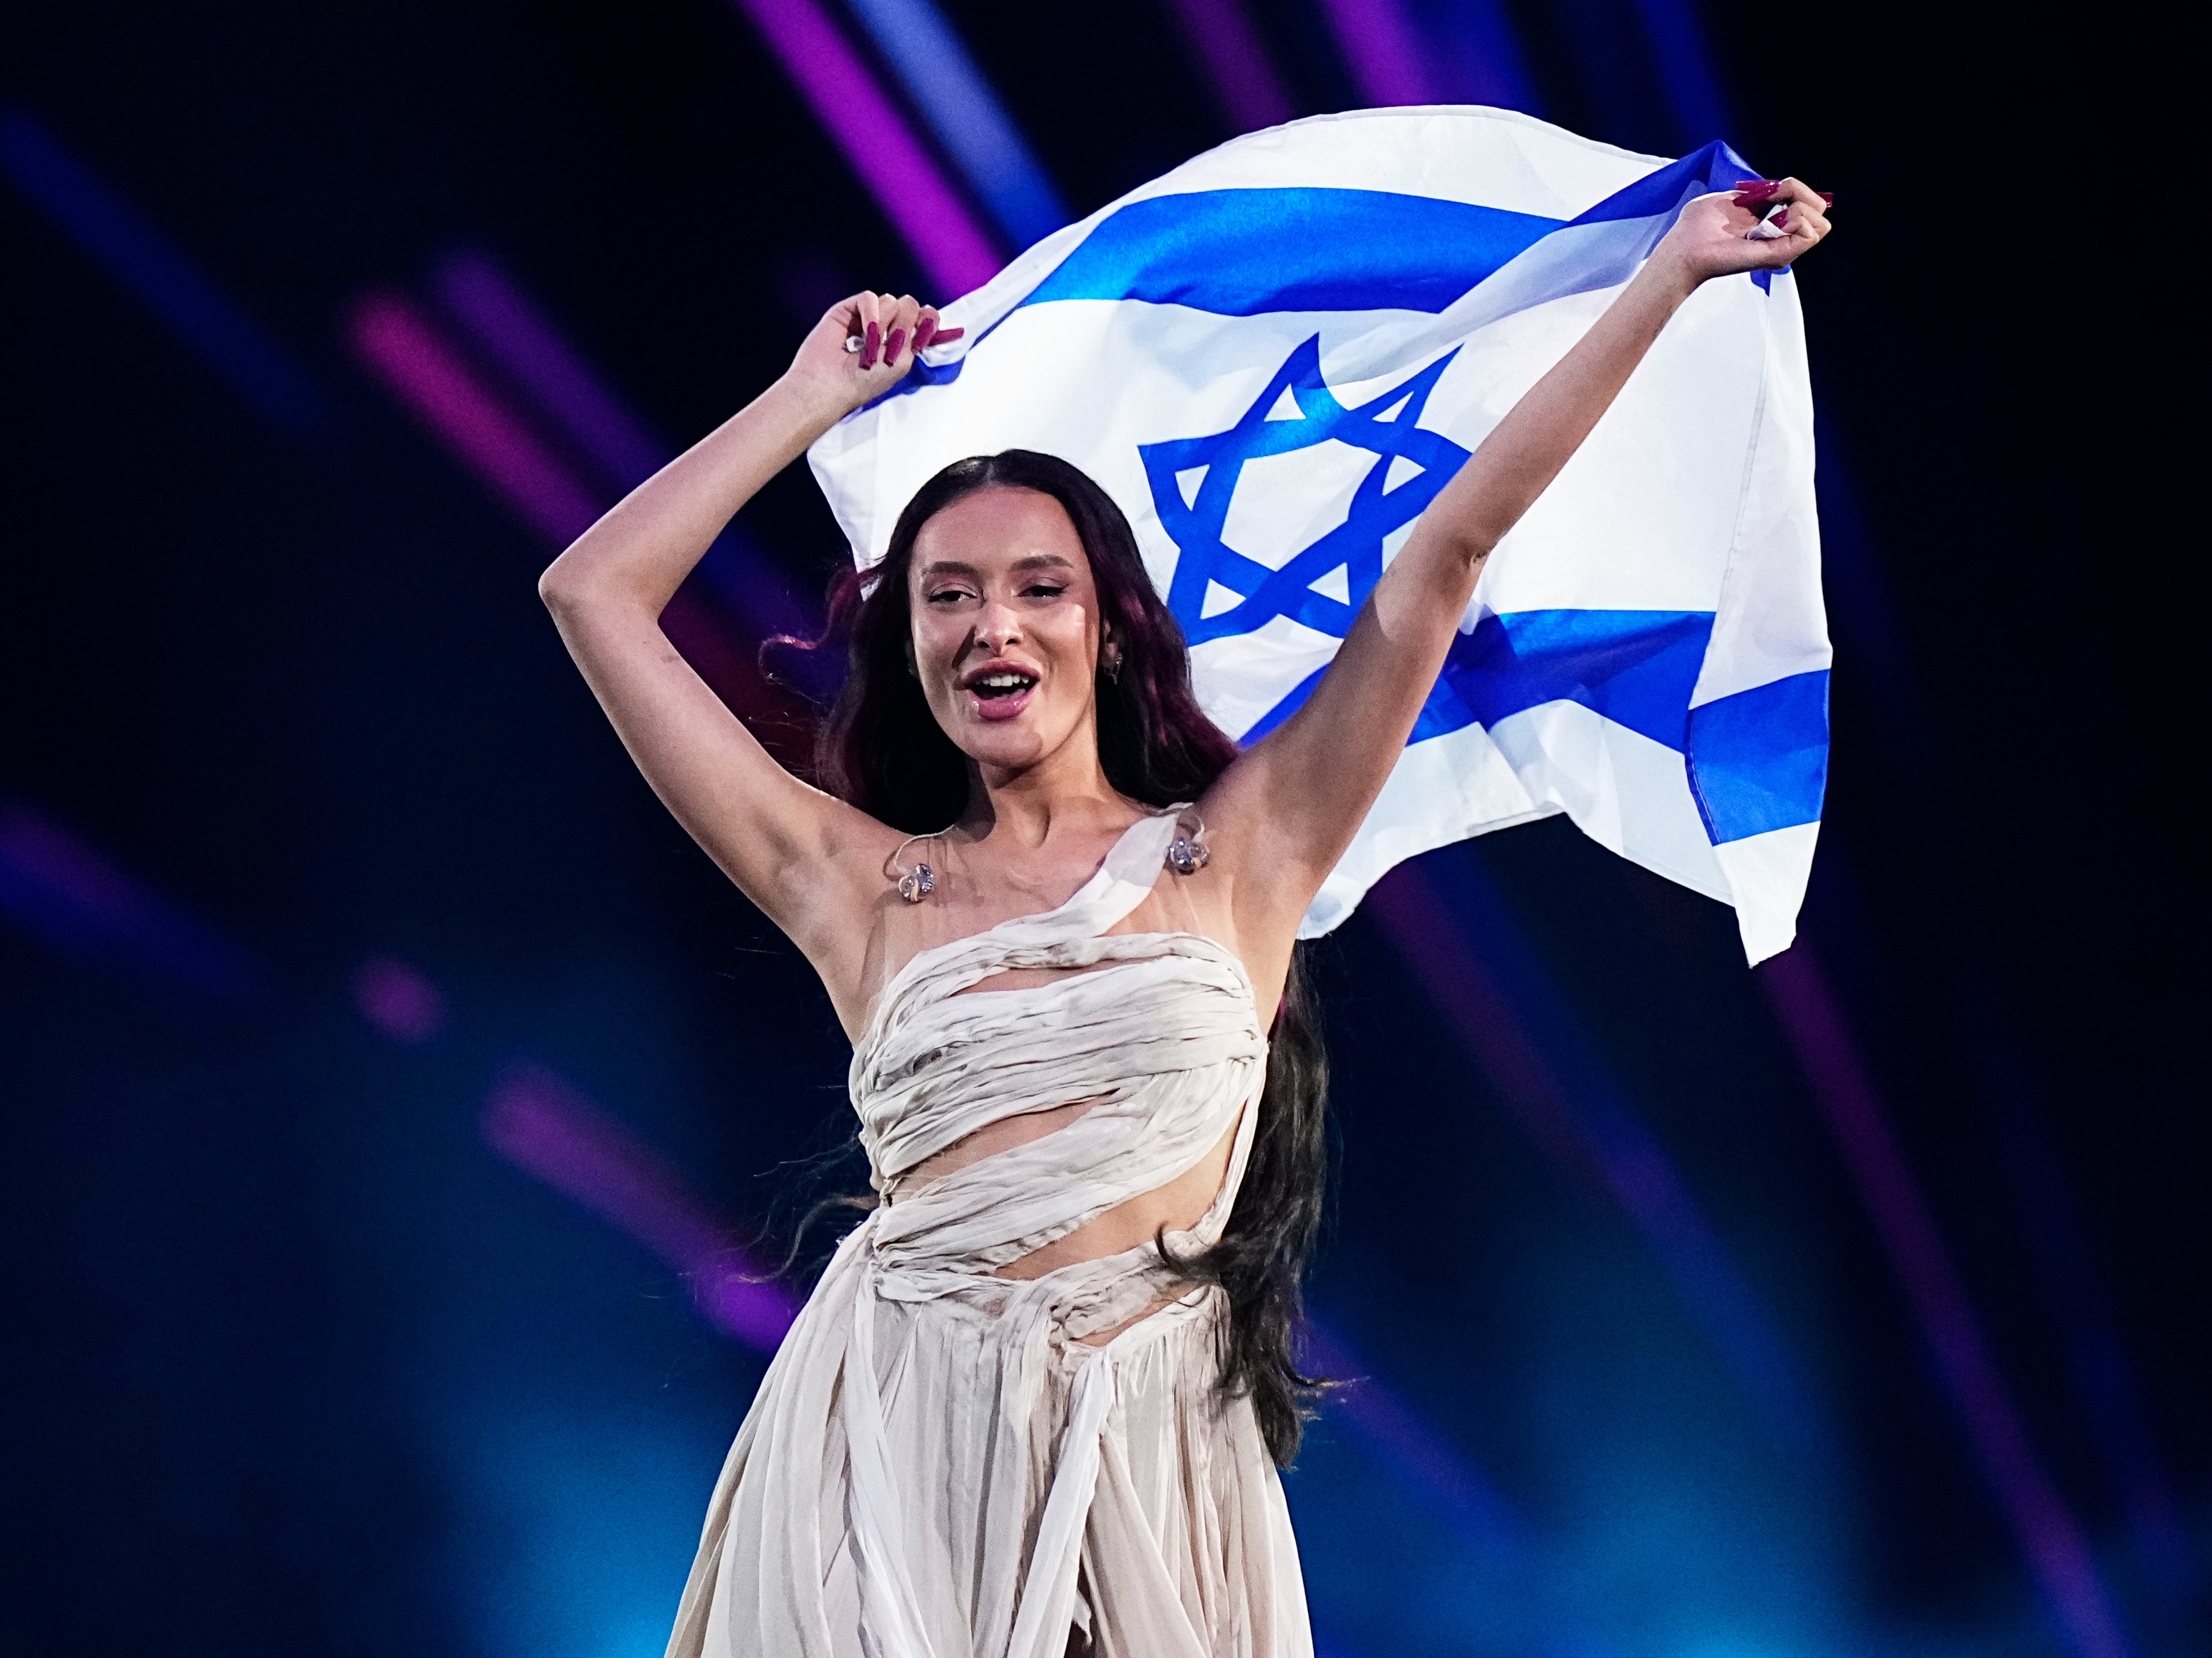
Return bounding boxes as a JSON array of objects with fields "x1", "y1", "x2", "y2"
[{"x1": 918, "y1": 554, "x2": 1077, "y2": 578}]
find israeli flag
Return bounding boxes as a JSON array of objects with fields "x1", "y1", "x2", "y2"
[{"x1": 810, "y1": 107, "x2": 1828, "y2": 963}]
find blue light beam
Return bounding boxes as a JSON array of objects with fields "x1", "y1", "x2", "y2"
[
  {"x1": 0, "y1": 106, "x2": 331, "y2": 438},
  {"x1": 842, "y1": 0, "x2": 1070, "y2": 248}
]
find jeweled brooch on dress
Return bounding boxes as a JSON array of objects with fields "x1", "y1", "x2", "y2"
[{"x1": 1164, "y1": 810, "x2": 1210, "y2": 876}]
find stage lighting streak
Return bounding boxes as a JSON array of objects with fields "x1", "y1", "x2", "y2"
[
  {"x1": 1777, "y1": 458, "x2": 2177, "y2": 1598},
  {"x1": 0, "y1": 107, "x2": 330, "y2": 437},
  {"x1": 359, "y1": 263, "x2": 814, "y2": 739},
  {"x1": 424, "y1": 254, "x2": 823, "y2": 670},
  {"x1": 841, "y1": 0, "x2": 1069, "y2": 247},
  {"x1": 1428, "y1": 0, "x2": 1542, "y2": 113},
  {"x1": 1969, "y1": 998, "x2": 2194, "y2": 1600},
  {"x1": 696, "y1": 530, "x2": 815, "y2": 645},
  {"x1": 0, "y1": 800, "x2": 266, "y2": 1007},
  {"x1": 1157, "y1": 0, "x2": 1298, "y2": 132},
  {"x1": 656, "y1": 581, "x2": 828, "y2": 752},
  {"x1": 1759, "y1": 945, "x2": 2133, "y2": 1658},
  {"x1": 694, "y1": 532, "x2": 848, "y2": 706},
  {"x1": 1623, "y1": 0, "x2": 1731, "y2": 147},
  {"x1": 1563, "y1": 13, "x2": 2160, "y2": 1624},
  {"x1": 1367, "y1": 859, "x2": 1828, "y2": 1461},
  {"x1": 1301, "y1": 1319, "x2": 1528, "y2": 1553},
  {"x1": 423, "y1": 254, "x2": 817, "y2": 641},
  {"x1": 483, "y1": 1065, "x2": 799, "y2": 1353},
  {"x1": 721, "y1": 0, "x2": 1001, "y2": 297},
  {"x1": 347, "y1": 291, "x2": 602, "y2": 547},
  {"x1": 354, "y1": 954, "x2": 447, "y2": 1044},
  {"x1": 433, "y1": 251, "x2": 667, "y2": 492},
  {"x1": 1315, "y1": 0, "x2": 1439, "y2": 106}
]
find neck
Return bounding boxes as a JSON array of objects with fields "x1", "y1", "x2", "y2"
[{"x1": 960, "y1": 727, "x2": 1133, "y2": 850}]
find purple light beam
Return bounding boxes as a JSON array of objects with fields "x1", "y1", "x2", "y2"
[
  {"x1": 346, "y1": 291, "x2": 600, "y2": 547},
  {"x1": 723, "y1": 0, "x2": 1001, "y2": 298},
  {"x1": 354, "y1": 954, "x2": 447, "y2": 1045},
  {"x1": 1158, "y1": 0, "x2": 1299, "y2": 132},
  {"x1": 0, "y1": 106, "x2": 332, "y2": 438},
  {"x1": 419, "y1": 253, "x2": 836, "y2": 701},
  {"x1": 1300, "y1": 1318, "x2": 1527, "y2": 1552},
  {"x1": 432, "y1": 250, "x2": 667, "y2": 493},
  {"x1": 1366, "y1": 861, "x2": 1827, "y2": 1459},
  {"x1": 483, "y1": 1064, "x2": 799, "y2": 1353},
  {"x1": 0, "y1": 799, "x2": 266, "y2": 1008},
  {"x1": 1316, "y1": 0, "x2": 1441, "y2": 107},
  {"x1": 1760, "y1": 945, "x2": 2131, "y2": 1658}
]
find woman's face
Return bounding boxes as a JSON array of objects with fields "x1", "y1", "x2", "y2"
[{"x1": 907, "y1": 486, "x2": 1107, "y2": 778}]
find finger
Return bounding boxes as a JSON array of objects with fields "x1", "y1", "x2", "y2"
[
  {"x1": 889, "y1": 294, "x2": 924, "y2": 366},
  {"x1": 1773, "y1": 178, "x2": 1831, "y2": 221},
  {"x1": 856, "y1": 291, "x2": 884, "y2": 369},
  {"x1": 1779, "y1": 198, "x2": 1831, "y2": 242},
  {"x1": 828, "y1": 292, "x2": 863, "y2": 356}
]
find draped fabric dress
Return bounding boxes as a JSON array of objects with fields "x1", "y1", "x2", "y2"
[{"x1": 666, "y1": 811, "x2": 1312, "y2": 1657}]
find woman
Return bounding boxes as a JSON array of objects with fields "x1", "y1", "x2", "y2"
[{"x1": 540, "y1": 178, "x2": 1831, "y2": 1658}]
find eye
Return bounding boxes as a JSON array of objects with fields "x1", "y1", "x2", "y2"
[
  {"x1": 1020, "y1": 582, "x2": 1068, "y2": 599},
  {"x1": 924, "y1": 585, "x2": 975, "y2": 606}
]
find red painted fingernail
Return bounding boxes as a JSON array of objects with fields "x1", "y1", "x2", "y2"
[
  {"x1": 913, "y1": 316, "x2": 938, "y2": 353},
  {"x1": 934, "y1": 326, "x2": 965, "y2": 344},
  {"x1": 1771, "y1": 209, "x2": 1790, "y2": 230},
  {"x1": 1733, "y1": 180, "x2": 1781, "y2": 204},
  {"x1": 861, "y1": 321, "x2": 881, "y2": 368},
  {"x1": 1818, "y1": 191, "x2": 1834, "y2": 206},
  {"x1": 887, "y1": 327, "x2": 907, "y2": 363}
]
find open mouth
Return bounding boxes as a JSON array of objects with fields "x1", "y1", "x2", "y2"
[{"x1": 969, "y1": 672, "x2": 1037, "y2": 702}]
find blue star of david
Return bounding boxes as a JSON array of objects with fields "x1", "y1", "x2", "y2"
[{"x1": 1140, "y1": 335, "x2": 1470, "y2": 655}]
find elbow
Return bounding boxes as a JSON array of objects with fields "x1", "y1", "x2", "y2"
[
  {"x1": 536, "y1": 551, "x2": 592, "y2": 617},
  {"x1": 1442, "y1": 524, "x2": 1498, "y2": 575}
]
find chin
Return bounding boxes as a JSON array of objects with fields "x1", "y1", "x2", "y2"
[
  {"x1": 960, "y1": 729, "x2": 1050, "y2": 771},
  {"x1": 953, "y1": 707, "x2": 1076, "y2": 773}
]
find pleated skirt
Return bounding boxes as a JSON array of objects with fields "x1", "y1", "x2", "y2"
[{"x1": 666, "y1": 1234, "x2": 1313, "y2": 1658}]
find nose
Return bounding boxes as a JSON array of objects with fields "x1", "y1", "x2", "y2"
[{"x1": 972, "y1": 599, "x2": 1021, "y2": 653}]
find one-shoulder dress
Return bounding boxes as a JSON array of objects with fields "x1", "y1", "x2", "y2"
[{"x1": 666, "y1": 810, "x2": 1312, "y2": 1657}]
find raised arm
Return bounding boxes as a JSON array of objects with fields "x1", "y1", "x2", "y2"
[
  {"x1": 1205, "y1": 179, "x2": 1832, "y2": 950},
  {"x1": 537, "y1": 292, "x2": 954, "y2": 966}
]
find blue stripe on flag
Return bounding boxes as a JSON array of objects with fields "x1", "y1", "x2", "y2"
[
  {"x1": 1021, "y1": 188, "x2": 1565, "y2": 317},
  {"x1": 1434, "y1": 608, "x2": 1712, "y2": 747},
  {"x1": 1239, "y1": 608, "x2": 1711, "y2": 748},
  {"x1": 882, "y1": 139, "x2": 1772, "y2": 406},
  {"x1": 1686, "y1": 670, "x2": 1830, "y2": 843},
  {"x1": 1566, "y1": 139, "x2": 1753, "y2": 227},
  {"x1": 1241, "y1": 613, "x2": 1827, "y2": 850}
]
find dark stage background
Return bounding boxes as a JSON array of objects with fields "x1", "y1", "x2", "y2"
[{"x1": 2, "y1": 2, "x2": 2201, "y2": 1654}]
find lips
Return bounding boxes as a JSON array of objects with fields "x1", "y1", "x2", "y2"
[{"x1": 959, "y1": 662, "x2": 1040, "y2": 722}]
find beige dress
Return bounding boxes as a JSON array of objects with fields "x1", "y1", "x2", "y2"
[{"x1": 666, "y1": 810, "x2": 1313, "y2": 1657}]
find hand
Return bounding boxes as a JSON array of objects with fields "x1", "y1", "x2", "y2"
[
  {"x1": 783, "y1": 290, "x2": 965, "y2": 421},
  {"x1": 1652, "y1": 178, "x2": 1834, "y2": 287}
]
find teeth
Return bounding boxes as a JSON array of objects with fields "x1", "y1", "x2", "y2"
[{"x1": 976, "y1": 673, "x2": 1033, "y2": 690}]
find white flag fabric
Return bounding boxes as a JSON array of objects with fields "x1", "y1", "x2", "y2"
[{"x1": 809, "y1": 106, "x2": 1828, "y2": 963}]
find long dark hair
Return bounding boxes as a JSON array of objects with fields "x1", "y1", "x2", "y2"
[{"x1": 811, "y1": 449, "x2": 1331, "y2": 1465}]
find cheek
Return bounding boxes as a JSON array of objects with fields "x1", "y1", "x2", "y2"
[
  {"x1": 909, "y1": 613, "x2": 958, "y2": 673},
  {"x1": 1045, "y1": 607, "x2": 1101, "y2": 671}
]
